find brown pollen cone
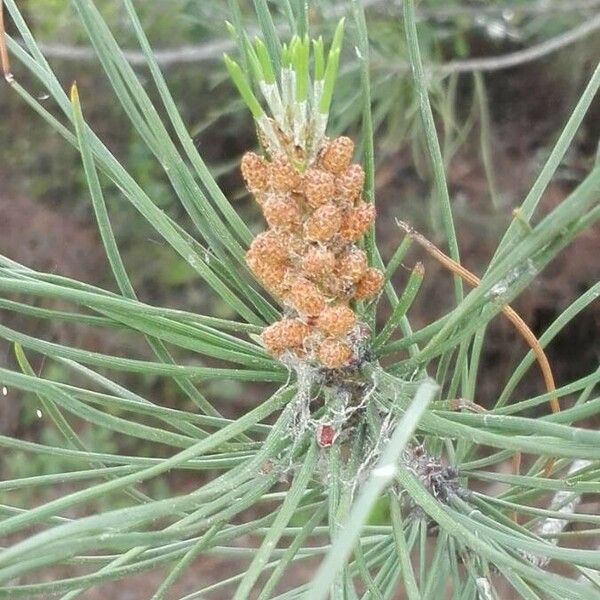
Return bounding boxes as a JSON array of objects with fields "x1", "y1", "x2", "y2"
[
  {"x1": 241, "y1": 152, "x2": 268, "y2": 194},
  {"x1": 262, "y1": 318, "x2": 311, "y2": 355},
  {"x1": 336, "y1": 163, "x2": 365, "y2": 205},
  {"x1": 304, "y1": 202, "x2": 343, "y2": 242},
  {"x1": 354, "y1": 267, "x2": 385, "y2": 300},
  {"x1": 339, "y1": 202, "x2": 376, "y2": 243},
  {"x1": 303, "y1": 169, "x2": 336, "y2": 209},
  {"x1": 252, "y1": 261, "x2": 291, "y2": 296},
  {"x1": 302, "y1": 246, "x2": 336, "y2": 281},
  {"x1": 246, "y1": 230, "x2": 289, "y2": 264},
  {"x1": 268, "y1": 155, "x2": 302, "y2": 192},
  {"x1": 284, "y1": 276, "x2": 326, "y2": 317},
  {"x1": 336, "y1": 248, "x2": 368, "y2": 284},
  {"x1": 320, "y1": 136, "x2": 354, "y2": 175},
  {"x1": 262, "y1": 193, "x2": 302, "y2": 231},
  {"x1": 317, "y1": 304, "x2": 356, "y2": 337},
  {"x1": 318, "y1": 338, "x2": 354, "y2": 369}
]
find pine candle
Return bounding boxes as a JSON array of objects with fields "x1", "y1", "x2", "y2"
[{"x1": 227, "y1": 25, "x2": 384, "y2": 369}]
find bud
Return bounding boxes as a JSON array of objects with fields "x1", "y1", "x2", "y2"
[
  {"x1": 320, "y1": 136, "x2": 354, "y2": 175},
  {"x1": 317, "y1": 337, "x2": 353, "y2": 369},
  {"x1": 304, "y1": 202, "x2": 343, "y2": 242},
  {"x1": 354, "y1": 267, "x2": 384, "y2": 300},
  {"x1": 262, "y1": 193, "x2": 302, "y2": 231},
  {"x1": 303, "y1": 168, "x2": 336, "y2": 209},
  {"x1": 322, "y1": 273, "x2": 354, "y2": 300},
  {"x1": 268, "y1": 154, "x2": 302, "y2": 192},
  {"x1": 336, "y1": 248, "x2": 368, "y2": 283},
  {"x1": 249, "y1": 260, "x2": 291, "y2": 296},
  {"x1": 339, "y1": 202, "x2": 376, "y2": 243},
  {"x1": 246, "y1": 230, "x2": 290, "y2": 264},
  {"x1": 317, "y1": 304, "x2": 356, "y2": 337},
  {"x1": 284, "y1": 276, "x2": 326, "y2": 316},
  {"x1": 241, "y1": 151, "x2": 268, "y2": 194},
  {"x1": 262, "y1": 318, "x2": 311, "y2": 355},
  {"x1": 301, "y1": 246, "x2": 336, "y2": 280},
  {"x1": 286, "y1": 233, "x2": 308, "y2": 258},
  {"x1": 336, "y1": 163, "x2": 365, "y2": 204}
]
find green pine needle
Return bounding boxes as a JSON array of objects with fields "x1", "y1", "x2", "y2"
[
  {"x1": 313, "y1": 36, "x2": 325, "y2": 81},
  {"x1": 254, "y1": 37, "x2": 276, "y2": 84},
  {"x1": 294, "y1": 35, "x2": 310, "y2": 102},
  {"x1": 224, "y1": 54, "x2": 264, "y2": 118},
  {"x1": 319, "y1": 19, "x2": 345, "y2": 114}
]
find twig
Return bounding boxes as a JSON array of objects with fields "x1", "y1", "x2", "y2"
[
  {"x1": 33, "y1": 39, "x2": 232, "y2": 66},
  {"x1": 365, "y1": 0, "x2": 600, "y2": 19},
  {"x1": 15, "y1": 7, "x2": 600, "y2": 75},
  {"x1": 427, "y1": 12, "x2": 600, "y2": 76}
]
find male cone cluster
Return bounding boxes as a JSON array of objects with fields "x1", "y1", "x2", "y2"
[{"x1": 242, "y1": 136, "x2": 384, "y2": 369}]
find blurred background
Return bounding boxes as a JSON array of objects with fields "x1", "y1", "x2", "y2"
[{"x1": 0, "y1": 1, "x2": 599, "y2": 596}]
